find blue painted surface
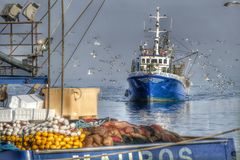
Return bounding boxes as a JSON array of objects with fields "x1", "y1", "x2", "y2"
[
  {"x1": 127, "y1": 74, "x2": 186, "y2": 101},
  {"x1": 0, "y1": 76, "x2": 48, "y2": 84},
  {"x1": 0, "y1": 138, "x2": 236, "y2": 160},
  {"x1": 0, "y1": 150, "x2": 31, "y2": 160}
]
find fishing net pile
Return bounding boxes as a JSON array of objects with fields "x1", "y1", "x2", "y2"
[
  {"x1": 0, "y1": 117, "x2": 183, "y2": 150},
  {"x1": 82, "y1": 119, "x2": 183, "y2": 147}
]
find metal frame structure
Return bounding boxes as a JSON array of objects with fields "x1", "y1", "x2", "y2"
[{"x1": 0, "y1": 20, "x2": 46, "y2": 84}]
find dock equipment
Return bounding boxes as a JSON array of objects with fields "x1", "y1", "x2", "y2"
[
  {"x1": 0, "y1": 19, "x2": 47, "y2": 85},
  {"x1": 0, "y1": 51, "x2": 33, "y2": 73},
  {"x1": 0, "y1": 21, "x2": 43, "y2": 77},
  {"x1": 0, "y1": 75, "x2": 47, "y2": 84}
]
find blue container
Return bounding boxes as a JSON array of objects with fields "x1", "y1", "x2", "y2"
[{"x1": 0, "y1": 138, "x2": 236, "y2": 160}]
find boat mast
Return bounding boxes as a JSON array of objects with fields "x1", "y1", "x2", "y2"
[
  {"x1": 150, "y1": 7, "x2": 167, "y2": 56},
  {"x1": 155, "y1": 7, "x2": 160, "y2": 55}
]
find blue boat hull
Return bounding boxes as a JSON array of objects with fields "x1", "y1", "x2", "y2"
[
  {"x1": 127, "y1": 74, "x2": 187, "y2": 101},
  {"x1": 0, "y1": 138, "x2": 236, "y2": 160}
]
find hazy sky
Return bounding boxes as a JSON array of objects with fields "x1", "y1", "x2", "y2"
[{"x1": 0, "y1": 0, "x2": 240, "y2": 94}]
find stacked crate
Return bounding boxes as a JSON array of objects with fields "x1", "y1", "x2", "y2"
[
  {"x1": 0, "y1": 94, "x2": 55, "y2": 122},
  {"x1": 0, "y1": 109, "x2": 13, "y2": 122}
]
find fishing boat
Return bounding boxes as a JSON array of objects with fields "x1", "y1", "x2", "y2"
[
  {"x1": 0, "y1": 137, "x2": 236, "y2": 160},
  {"x1": 126, "y1": 7, "x2": 191, "y2": 102}
]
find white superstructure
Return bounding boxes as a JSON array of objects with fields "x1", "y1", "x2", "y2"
[{"x1": 133, "y1": 7, "x2": 173, "y2": 74}]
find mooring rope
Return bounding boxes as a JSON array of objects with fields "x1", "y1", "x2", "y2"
[
  {"x1": 185, "y1": 51, "x2": 198, "y2": 76},
  {"x1": 47, "y1": 127, "x2": 240, "y2": 160},
  {"x1": 51, "y1": 0, "x2": 74, "y2": 36},
  {"x1": 52, "y1": 0, "x2": 106, "y2": 86},
  {"x1": 40, "y1": 0, "x2": 94, "y2": 67},
  {"x1": 26, "y1": 0, "x2": 93, "y2": 96}
]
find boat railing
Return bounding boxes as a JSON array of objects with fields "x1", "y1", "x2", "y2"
[{"x1": 129, "y1": 71, "x2": 187, "y2": 87}]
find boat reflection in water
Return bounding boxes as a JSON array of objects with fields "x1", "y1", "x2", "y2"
[
  {"x1": 125, "y1": 101, "x2": 190, "y2": 130},
  {"x1": 126, "y1": 101, "x2": 188, "y2": 112}
]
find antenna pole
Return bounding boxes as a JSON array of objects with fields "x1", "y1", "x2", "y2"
[{"x1": 170, "y1": 17, "x2": 173, "y2": 30}]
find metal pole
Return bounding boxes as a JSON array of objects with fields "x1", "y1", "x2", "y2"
[
  {"x1": 31, "y1": 23, "x2": 34, "y2": 76},
  {"x1": 35, "y1": 23, "x2": 38, "y2": 75},
  {"x1": 61, "y1": 0, "x2": 65, "y2": 117},
  {"x1": 9, "y1": 24, "x2": 13, "y2": 54},
  {"x1": 10, "y1": 24, "x2": 13, "y2": 75},
  {"x1": 46, "y1": 0, "x2": 51, "y2": 120}
]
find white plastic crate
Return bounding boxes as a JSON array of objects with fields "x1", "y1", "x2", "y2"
[
  {"x1": 0, "y1": 109, "x2": 13, "y2": 122},
  {"x1": 18, "y1": 95, "x2": 37, "y2": 109},
  {"x1": 32, "y1": 109, "x2": 55, "y2": 120},
  {"x1": 8, "y1": 94, "x2": 44, "y2": 109},
  {"x1": 8, "y1": 96, "x2": 21, "y2": 109},
  {"x1": 29, "y1": 94, "x2": 44, "y2": 109},
  {"x1": 13, "y1": 108, "x2": 33, "y2": 121}
]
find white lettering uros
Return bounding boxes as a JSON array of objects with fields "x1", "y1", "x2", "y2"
[
  {"x1": 101, "y1": 154, "x2": 110, "y2": 160},
  {"x1": 118, "y1": 153, "x2": 123, "y2": 160},
  {"x1": 179, "y1": 147, "x2": 192, "y2": 160},
  {"x1": 84, "y1": 154, "x2": 90, "y2": 160},
  {"x1": 142, "y1": 151, "x2": 153, "y2": 160},
  {"x1": 128, "y1": 152, "x2": 133, "y2": 160},
  {"x1": 138, "y1": 151, "x2": 143, "y2": 160},
  {"x1": 159, "y1": 149, "x2": 174, "y2": 160}
]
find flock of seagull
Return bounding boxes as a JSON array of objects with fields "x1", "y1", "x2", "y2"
[
  {"x1": 9, "y1": 29, "x2": 239, "y2": 96},
  {"x1": 72, "y1": 35, "x2": 239, "y2": 96}
]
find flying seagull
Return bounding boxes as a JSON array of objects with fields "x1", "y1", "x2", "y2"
[{"x1": 224, "y1": 1, "x2": 240, "y2": 7}]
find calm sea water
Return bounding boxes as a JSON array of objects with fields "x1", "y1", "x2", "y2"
[{"x1": 98, "y1": 86, "x2": 240, "y2": 158}]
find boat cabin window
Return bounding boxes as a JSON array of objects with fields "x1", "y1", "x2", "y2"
[
  {"x1": 151, "y1": 59, "x2": 157, "y2": 63},
  {"x1": 147, "y1": 59, "x2": 150, "y2": 63},
  {"x1": 162, "y1": 67, "x2": 167, "y2": 72},
  {"x1": 159, "y1": 59, "x2": 162, "y2": 64},
  {"x1": 142, "y1": 59, "x2": 145, "y2": 64},
  {"x1": 164, "y1": 59, "x2": 167, "y2": 64}
]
